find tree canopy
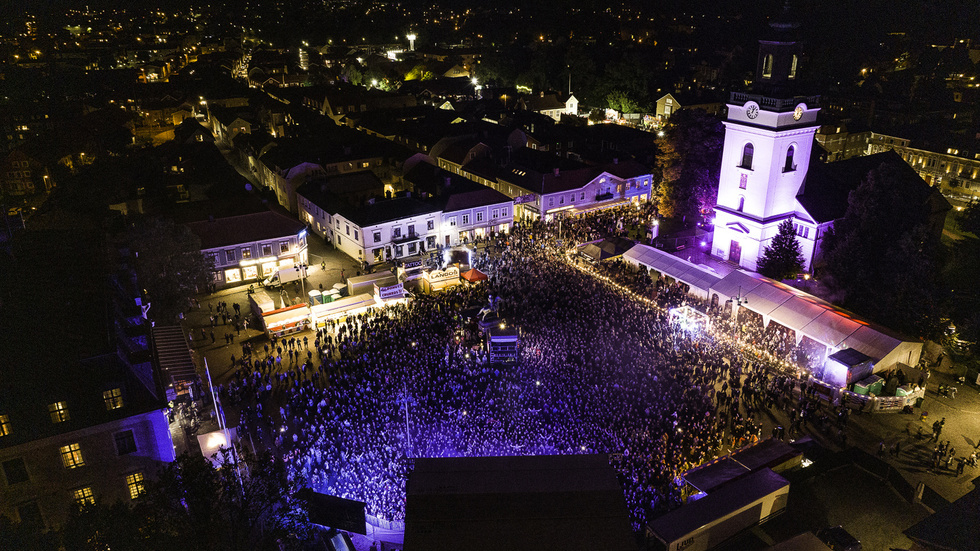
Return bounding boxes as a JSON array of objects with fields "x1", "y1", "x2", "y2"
[
  {"x1": 820, "y1": 162, "x2": 946, "y2": 338},
  {"x1": 654, "y1": 109, "x2": 723, "y2": 221},
  {"x1": 59, "y1": 451, "x2": 313, "y2": 551},
  {"x1": 124, "y1": 216, "x2": 213, "y2": 323},
  {"x1": 758, "y1": 220, "x2": 805, "y2": 280}
]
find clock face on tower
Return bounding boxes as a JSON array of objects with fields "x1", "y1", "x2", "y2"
[
  {"x1": 793, "y1": 104, "x2": 805, "y2": 121},
  {"x1": 746, "y1": 102, "x2": 760, "y2": 119}
]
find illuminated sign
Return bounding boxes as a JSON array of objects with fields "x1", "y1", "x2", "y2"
[
  {"x1": 513, "y1": 194, "x2": 537, "y2": 205},
  {"x1": 239, "y1": 256, "x2": 278, "y2": 267},
  {"x1": 425, "y1": 266, "x2": 459, "y2": 282}
]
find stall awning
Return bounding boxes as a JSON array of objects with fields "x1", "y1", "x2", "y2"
[
  {"x1": 311, "y1": 293, "x2": 380, "y2": 319},
  {"x1": 263, "y1": 304, "x2": 311, "y2": 330}
]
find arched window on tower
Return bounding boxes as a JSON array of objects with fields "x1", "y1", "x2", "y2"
[
  {"x1": 762, "y1": 54, "x2": 773, "y2": 78},
  {"x1": 737, "y1": 195, "x2": 745, "y2": 212},
  {"x1": 789, "y1": 55, "x2": 798, "y2": 79},
  {"x1": 784, "y1": 146, "x2": 796, "y2": 172},
  {"x1": 740, "y1": 143, "x2": 754, "y2": 169}
]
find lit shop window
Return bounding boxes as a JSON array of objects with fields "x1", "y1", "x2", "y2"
[
  {"x1": 262, "y1": 263, "x2": 277, "y2": 278},
  {"x1": 0, "y1": 414, "x2": 9, "y2": 437},
  {"x1": 225, "y1": 269, "x2": 242, "y2": 283},
  {"x1": 243, "y1": 266, "x2": 258, "y2": 280}
]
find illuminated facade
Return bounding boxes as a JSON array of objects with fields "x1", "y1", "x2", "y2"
[
  {"x1": 712, "y1": 7, "x2": 821, "y2": 272},
  {"x1": 186, "y1": 210, "x2": 309, "y2": 288}
]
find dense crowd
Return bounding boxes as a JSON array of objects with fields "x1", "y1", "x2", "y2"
[{"x1": 217, "y1": 207, "x2": 811, "y2": 531}]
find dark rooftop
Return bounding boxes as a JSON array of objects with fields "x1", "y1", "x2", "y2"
[{"x1": 186, "y1": 209, "x2": 307, "y2": 250}]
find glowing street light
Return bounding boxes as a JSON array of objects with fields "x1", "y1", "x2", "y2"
[{"x1": 407, "y1": 33, "x2": 416, "y2": 51}]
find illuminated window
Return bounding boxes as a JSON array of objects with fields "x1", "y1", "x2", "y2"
[
  {"x1": 762, "y1": 54, "x2": 773, "y2": 78},
  {"x1": 243, "y1": 265, "x2": 258, "y2": 280},
  {"x1": 0, "y1": 414, "x2": 9, "y2": 437},
  {"x1": 102, "y1": 388, "x2": 123, "y2": 410},
  {"x1": 72, "y1": 487, "x2": 95, "y2": 507},
  {"x1": 740, "y1": 144, "x2": 754, "y2": 169},
  {"x1": 789, "y1": 55, "x2": 798, "y2": 79},
  {"x1": 48, "y1": 402, "x2": 69, "y2": 423},
  {"x1": 60, "y1": 443, "x2": 84, "y2": 469},
  {"x1": 241, "y1": 247, "x2": 252, "y2": 259},
  {"x1": 224, "y1": 269, "x2": 242, "y2": 283},
  {"x1": 126, "y1": 472, "x2": 145, "y2": 499}
]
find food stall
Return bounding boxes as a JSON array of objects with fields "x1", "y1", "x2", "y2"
[{"x1": 421, "y1": 266, "x2": 461, "y2": 293}]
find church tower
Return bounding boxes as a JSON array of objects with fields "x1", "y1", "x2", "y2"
[{"x1": 712, "y1": 2, "x2": 820, "y2": 271}]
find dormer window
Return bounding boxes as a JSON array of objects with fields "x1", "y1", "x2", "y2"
[
  {"x1": 789, "y1": 55, "x2": 798, "y2": 79},
  {"x1": 762, "y1": 54, "x2": 773, "y2": 78}
]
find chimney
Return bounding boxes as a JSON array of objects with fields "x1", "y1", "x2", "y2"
[{"x1": 553, "y1": 167, "x2": 560, "y2": 177}]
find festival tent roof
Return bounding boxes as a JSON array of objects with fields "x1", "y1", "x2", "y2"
[
  {"x1": 623, "y1": 244, "x2": 722, "y2": 295},
  {"x1": 622, "y1": 245, "x2": 919, "y2": 367},
  {"x1": 710, "y1": 270, "x2": 913, "y2": 364},
  {"x1": 460, "y1": 267, "x2": 488, "y2": 282}
]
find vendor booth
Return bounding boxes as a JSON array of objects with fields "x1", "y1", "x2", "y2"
[
  {"x1": 461, "y1": 268, "x2": 488, "y2": 283},
  {"x1": 422, "y1": 266, "x2": 461, "y2": 293},
  {"x1": 261, "y1": 303, "x2": 311, "y2": 338},
  {"x1": 310, "y1": 293, "x2": 381, "y2": 328}
]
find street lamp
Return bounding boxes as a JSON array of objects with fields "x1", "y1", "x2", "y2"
[{"x1": 727, "y1": 286, "x2": 748, "y2": 322}]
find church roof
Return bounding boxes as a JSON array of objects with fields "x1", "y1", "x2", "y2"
[{"x1": 797, "y1": 149, "x2": 946, "y2": 224}]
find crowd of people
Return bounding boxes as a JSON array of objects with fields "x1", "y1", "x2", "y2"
[{"x1": 215, "y1": 207, "x2": 817, "y2": 532}]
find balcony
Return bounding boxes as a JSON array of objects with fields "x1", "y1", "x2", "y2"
[{"x1": 729, "y1": 92, "x2": 821, "y2": 112}]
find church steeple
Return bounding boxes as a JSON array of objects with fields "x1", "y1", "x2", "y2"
[{"x1": 753, "y1": 1, "x2": 803, "y2": 98}]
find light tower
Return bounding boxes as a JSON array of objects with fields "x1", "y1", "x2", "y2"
[{"x1": 407, "y1": 33, "x2": 416, "y2": 51}]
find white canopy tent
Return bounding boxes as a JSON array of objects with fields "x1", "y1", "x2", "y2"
[
  {"x1": 623, "y1": 245, "x2": 722, "y2": 300},
  {"x1": 623, "y1": 245, "x2": 922, "y2": 371}
]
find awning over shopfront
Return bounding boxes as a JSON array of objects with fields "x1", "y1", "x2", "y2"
[{"x1": 566, "y1": 197, "x2": 631, "y2": 216}]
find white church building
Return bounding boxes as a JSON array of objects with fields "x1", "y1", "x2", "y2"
[
  {"x1": 712, "y1": 9, "x2": 825, "y2": 272},
  {"x1": 711, "y1": 6, "x2": 949, "y2": 273}
]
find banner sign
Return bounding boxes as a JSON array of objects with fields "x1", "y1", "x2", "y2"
[
  {"x1": 376, "y1": 283, "x2": 405, "y2": 301},
  {"x1": 425, "y1": 266, "x2": 459, "y2": 283},
  {"x1": 513, "y1": 194, "x2": 537, "y2": 205}
]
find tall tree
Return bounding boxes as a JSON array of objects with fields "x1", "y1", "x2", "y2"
[
  {"x1": 655, "y1": 109, "x2": 723, "y2": 221},
  {"x1": 821, "y1": 162, "x2": 946, "y2": 338},
  {"x1": 125, "y1": 217, "x2": 213, "y2": 323},
  {"x1": 957, "y1": 199, "x2": 980, "y2": 237},
  {"x1": 758, "y1": 220, "x2": 805, "y2": 280},
  {"x1": 61, "y1": 451, "x2": 313, "y2": 551}
]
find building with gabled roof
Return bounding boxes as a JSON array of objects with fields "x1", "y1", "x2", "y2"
[{"x1": 185, "y1": 209, "x2": 309, "y2": 288}]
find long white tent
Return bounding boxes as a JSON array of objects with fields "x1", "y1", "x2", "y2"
[
  {"x1": 623, "y1": 244, "x2": 922, "y2": 370},
  {"x1": 623, "y1": 245, "x2": 722, "y2": 299}
]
